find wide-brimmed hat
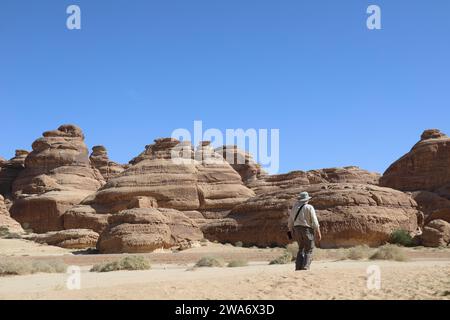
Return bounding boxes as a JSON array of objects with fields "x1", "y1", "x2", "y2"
[{"x1": 297, "y1": 191, "x2": 312, "y2": 202}]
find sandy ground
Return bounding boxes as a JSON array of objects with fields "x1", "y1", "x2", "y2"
[{"x1": 1, "y1": 239, "x2": 449, "y2": 300}]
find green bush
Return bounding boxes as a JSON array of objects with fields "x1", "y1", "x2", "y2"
[
  {"x1": 90, "y1": 256, "x2": 151, "y2": 272},
  {"x1": 269, "y1": 251, "x2": 293, "y2": 265},
  {"x1": 227, "y1": 260, "x2": 248, "y2": 268},
  {"x1": 0, "y1": 259, "x2": 67, "y2": 276},
  {"x1": 370, "y1": 245, "x2": 408, "y2": 262},
  {"x1": 390, "y1": 230, "x2": 414, "y2": 247},
  {"x1": 195, "y1": 256, "x2": 225, "y2": 268}
]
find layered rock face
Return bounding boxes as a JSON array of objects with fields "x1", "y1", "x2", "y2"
[
  {"x1": 0, "y1": 195, "x2": 23, "y2": 233},
  {"x1": 380, "y1": 129, "x2": 450, "y2": 242},
  {"x1": 203, "y1": 183, "x2": 419, "y2": 248},
  {"x1": 90, "y1": 145, "x2": 125, "y2": 180},
  {"x1": 25, "y1": 229, "x2": 99, "y2": 249},
  {"x1": 97, "y1": 208, "x2": 203, "y2": 253},
  {"x1": 215, "y1": 145, "x2": 263, "y2": 183},
  {"x1": 10, "y1": 125, "x2": 104, "y2": 233},
  {"x1": 82, "y1": 138, "x2": 254, "y2": 213},
  {"x1": 0, "y1": 150, "x2": 28, "y2": 196},
  {"x1": 248, "y1": 166, "x2": 380, "y2": 195}
]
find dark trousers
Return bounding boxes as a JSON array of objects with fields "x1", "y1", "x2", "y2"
[{"x1": 293, "y1": 226, "x2": 315, "y2": 270}]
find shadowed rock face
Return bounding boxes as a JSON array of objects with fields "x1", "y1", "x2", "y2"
[
  {"x1": 203, "y1": 183, "x2": 419, "y2": 248},
  {"x1": 90, "y1": 145, "x2": 125, "y2": 181},
  {"x1": 0, "y1": 195, "x2": 23, "y2": 233},
  {"x1": 380, "y1": 129, "x2": 450, "y2": 229},
  {"x1": 81, "y1": 138, "x2": 255, "y2": 214},
  {"x1": 0, "y1": 150, "x2": 28, "y2": 196},
  {"x1": 10, "y1": 125, "x2": 104, "y2": 233}
]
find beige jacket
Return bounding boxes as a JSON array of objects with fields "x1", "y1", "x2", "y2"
[{"x1": 288, "y1": 202, "x2": 320, "y2": 232}]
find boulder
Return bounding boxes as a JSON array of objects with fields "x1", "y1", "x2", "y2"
[
  {"x1": 0, "y1": 195, "x2": 23, "y2": 234},
  {"x1": 97, "y1": 208, "x2": 203, "y2": 253},
  {"x1": 421, "y1": 219, "x2": 450, "y2": 247},
  {"x1": 63, "y1": 205, "x2": 111, "y2": 233},
  {"x1": 203, "y1": 183, "x2": 419, "y2": 248},
  {"x1": 380, "y1": 129, "x2": 450, "y2": 192},
  {"x1": 0, "y1": 150, "x2": 28, "y2": 196},
  {"x1": 90, "y1": 145, "x2": 125, "y2": 180},
  {"x1": 25, "y1": 229, "x2": 99, "y2": 249},
  {"x1": 10, "y1": 125, "x2": 104, "y2": 233}
]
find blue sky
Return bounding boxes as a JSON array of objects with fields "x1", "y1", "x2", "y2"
[{"x1": 1, "y1": 0, "x2": 449, "y2": 174}]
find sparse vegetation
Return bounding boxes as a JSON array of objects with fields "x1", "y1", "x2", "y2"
[
  {"x1": 390, "y1": 230, "x2": 414, "y2": 247},
  {"x1": 90, "y1": 256, "x2": 151, "y2": 272},
  {"x1": 286, "y1": 243, "x2": 298, "y2": 260},
  {"x1": 370, "y1": 244, "x2": 408, "y2": 262},
  {"x1": 195, "y1": 256, "x2": 225, "y2": 268},
  {"x1": 269, "y1": 251, "x2": 293, "y2": 265},
  {"x1": 234, "y1": 241, "x2": 243, "y2": 247},
  {"x1": 227, "y1": 260, "x2": 248, "y2": 268},
  {"x1": 0, "y1": 227, "x2": 22, "y2": 239},
  {"x1": 339, "y1": 245, "x2": 372, "y2": 260},
  {"x1": 0, "y1": 259, "x2": 67, "y2": 276}
]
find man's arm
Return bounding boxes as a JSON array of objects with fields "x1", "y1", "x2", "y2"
[{"x1": 309, "y1": 206, "x2": 322, "y2": 241}]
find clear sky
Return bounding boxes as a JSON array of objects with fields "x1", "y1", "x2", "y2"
[{"x1": 1, "y1": 0, "x2": 449, "y2": 174}]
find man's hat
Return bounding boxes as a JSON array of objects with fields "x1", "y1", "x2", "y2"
[{"x1": 298, "y1": 191, "x2": 312, "y2": 202}]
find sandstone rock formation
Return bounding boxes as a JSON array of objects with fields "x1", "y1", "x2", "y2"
[
  {"x1": 203, "y1": 183, "x2": 419, "y2": 248},
  {"x1": 97, "y1": 208, "x2": 203, "y2": 253},
  {"x1": 80, "y1": 138, "x2": 254, "y2": 214},
  {"x1": 0, "y1": 150, "x2": 28, "y2": 196},
  {"x1": 215, "y1": 145, "x2": 263, "y2": 183},
  {"x1": 248, "y1": 166, "x2": 380, "y2": 195},
  {"x1": 421, "y1": 219, "x2": 450, "y2": 247},
  {"x1": 380, "y1": 129, "x2": 450, "y2": 223},
  {"x1": 0, "y1": 195, "x2": 23, "y2": 234},
  {"x1": 10, "y1": 125, "x2": 104, "y2": 233},
  {"x1": 90, "y1": 145, "x2": 125, "y2": 180},
  {"x1": 25, "y1": 229, "x2": 99, "y2": 249}
]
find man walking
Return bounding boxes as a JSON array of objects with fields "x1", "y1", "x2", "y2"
[{"x1": 287, "y1": 192, "x2": 321, "y2": 271}]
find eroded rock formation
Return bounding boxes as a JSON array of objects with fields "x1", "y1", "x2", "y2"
[
  {"x1": 203, "y1": 183, "x2": 419, "y2": 248},
  {"x1": 421, "y1": 219, "x2": 450, "y2": 247},
  {"x1": 0, "y1": 150, "x2": 28, "y2": 196},
  {"x1": 25, "y1": 229, "x2": 99, "y2": 249},
  {"x1": 0, "y1": 195, "x2": 23, "y2": 233},
  {"x1": 90, "y1": 145, "x2": 125, "y2": 181},
  {"x1": 10, "y1": 125, "x2": 104, "y2": 233}
]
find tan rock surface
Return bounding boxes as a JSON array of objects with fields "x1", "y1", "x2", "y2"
[
  {"x1": 421, "y1": 219, "x2": 450, "y2": 247},
  {"x1": 90, "y1": 145, "x2": 125, "y2": 181},
  {"x1": 0, "y1": 195, "x2": 23, "y2": 234},
  {"x1": 10, "y1": 125, "x2": 104, "y2": 233},
  {"x1": 25, "y1": 229, "x2": 99, "y2": 249}
]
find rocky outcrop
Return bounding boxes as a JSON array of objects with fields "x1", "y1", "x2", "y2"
[
  {"x1": 203, "y1": 183, "x2": 419, "y2": 248},
  {"x1": 248, "y1": 166, "x2": 380, "y2": 195},
  {"x1": 90, "y1": 145, "x2": 125, "y2": 180},
  {"x1": 421, "y1": 219, "x2": 450, "y2": 247},
  {"x1": 0, "y1": 195, "x2": 23, "y2": 233},
  {"x1": 381, "y1": 129, "x2": 450, "y2": 192},
  {"x1": 97, "y1": 208, "x2": 203, "y2": 253},
  {"x1": 381, "y1": 129, "x2": 450, "y2": 224},
  {"x1": 0, "y1": 150, "x2": 28, "y2": 196},
  {"x1": 25, "y1": 229, "x2": 99, "y2": 249},
  {"x1": 215, "y1": 145, "x2": 263, "y2": 183},
  {"x1": 10, "y1": 125, "x2": 104, "y2": 233},
  {"x1": 80, "y1": 138, "x2": 254, "y2": 214}
]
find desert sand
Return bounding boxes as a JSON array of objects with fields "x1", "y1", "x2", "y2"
[{"x1": 0, "y1": 239, "x2": 449, "y2": 300}]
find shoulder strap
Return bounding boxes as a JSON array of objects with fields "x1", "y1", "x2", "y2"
[{"x1": 294, "y1": 204, "x2": 306, "y2": 222}]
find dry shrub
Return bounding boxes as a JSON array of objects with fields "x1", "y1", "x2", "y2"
[
  {"x1": 370, "y1": 244, "x2": 408, "y2": 262},
  {"x1": 0, "y1": 259, "x2": 67, "y2": 276},
  {"x1": 195, "y1": 256, "x2": 225, "y2": 268},
  {"x1": 90, "y1": 256, "x2": 151, "y2": 272},
  {"x1": 227, "y1": 260, "x2": 248, "y2": 268}
]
